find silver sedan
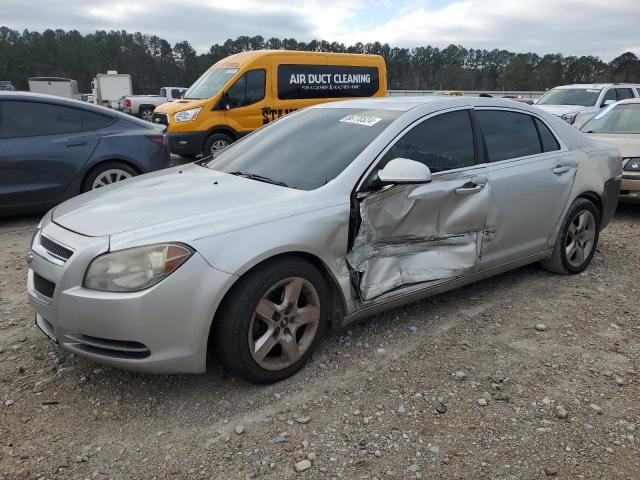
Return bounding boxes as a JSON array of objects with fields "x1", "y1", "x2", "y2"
[{"x1": 27, "y1": 97, "x2": 621, "y2": 383}]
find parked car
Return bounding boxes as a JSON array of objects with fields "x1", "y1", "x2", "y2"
[
  {"x1": 536, "y1": 83, "x2": 640, "y2": 128},
  {"x1": 581, "y1": 98, "x2": 640, "y2": 200},
  {"x1": 119, "y1": 87, "x2": 186, "y2": 121},
  {"x1": 153, "y1": 50, "x2": 387, "y2": 157},
  {"x1": 0, "y1": 92, "x2": 172, "y2": 215},
  {"x1": 27, "y1": 97, "x2": 620, "y2": 383}
]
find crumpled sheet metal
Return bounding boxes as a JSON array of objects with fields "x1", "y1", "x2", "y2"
[{"x1": 347, "y1": 183, "x2": 486, "y2": 301}]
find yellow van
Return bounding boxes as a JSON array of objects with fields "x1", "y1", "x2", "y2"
[{"x1": 153, "y1": 50, "x2": 387, "y2": 156}]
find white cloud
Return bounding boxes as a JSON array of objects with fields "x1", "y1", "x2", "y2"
[{"x1": 1, "y1": 0, "x2": 638, "y2": 60}]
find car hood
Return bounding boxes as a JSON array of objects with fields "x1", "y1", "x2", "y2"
[
  {"x1": 536, "y1": 104, "x2": 593, "y2": 116},
  {"x1": 52, "y1": 164, "x2": 323, "y2": 238},
  {"x1": 584, "y1": 133, "x2": 640, "y2": 157}
]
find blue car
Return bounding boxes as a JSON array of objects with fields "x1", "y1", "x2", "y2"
[{"x1": 0, "y1": 92, "x2": 172, "y2": 215}]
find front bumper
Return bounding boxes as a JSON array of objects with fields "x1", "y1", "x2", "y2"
[
  {"x1": 27, "y1": 222, "x2": 236, "y2": 374},
  {"x1": 166, "y1": 131, "x2": 208, "y2": 156},
  {"x1": 621, "y1": 174, "x2": 640, "y2": 197}
]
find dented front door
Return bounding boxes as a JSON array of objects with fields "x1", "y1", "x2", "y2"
[{"x1": 347, "y1": 169, "x2": 490, "y2": 301}]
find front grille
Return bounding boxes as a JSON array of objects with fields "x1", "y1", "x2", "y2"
[
  {"x1": 152, "y1": 113, "x2": 168, "y2": 126},
  {"x1": 64, "y1": 334, "x2": 150, "y2": 359},
  {"x1": 33, "y1": 273, "x2": 55, "y2": 298},
  {"x1": 40, "y1": 235, "x2": 73, "y2": 261}
]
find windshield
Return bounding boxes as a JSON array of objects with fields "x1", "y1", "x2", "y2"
[
  {"x1": 206, "y1": 108, "x2": 401, "y2": 190},
  {"x1": 537, "y1": 88, "x2": 601, "y2": 107},
  {"x1": 184, "y1": 67, "x2": 238, "y2": 100},
  {"x1": 581, "y1": 103, "x2": 640, "y2": 134}
]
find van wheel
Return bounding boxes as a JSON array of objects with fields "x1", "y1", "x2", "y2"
[
  {"x1": 203, "y1": 133, "x2": 233, "y2": 157},
  {"x1": 139, "y1": 106, "x2": 155, "y2": 122},
  {"x1": 211, "y1": 257, "x2": 329, "y2": 384},
  {"x1": 81, "y1": 161, "x2": 138, "y2": 192},
  {"x1": 540, "y1": 198, "x2": 600, "y2": 275}
]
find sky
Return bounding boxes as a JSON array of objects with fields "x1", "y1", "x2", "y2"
[{"x1": 2, "y1": 0, "x2": 639, "y2": 61}]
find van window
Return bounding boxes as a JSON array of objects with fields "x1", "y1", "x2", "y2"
[
  {"x1": 380, "y1": 110, "x2": 475, "y2": 173},
  {"x1": 183, "y1": 67, "x2": 238, "y2": 100},
  {"x1": 278, "y1": 64, "x2": 380, "y2": 100},
  {"x1": 0, "y1": 101, "x2": 83, "y2": 138},
  {"x1": 227, "y1": 70, "x2": 265, "y2": 108},
  {"x1": 476, "y1": 110, "x2": 542, "y2": 162}
]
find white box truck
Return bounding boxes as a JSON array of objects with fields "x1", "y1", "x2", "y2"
[
  {"x1": 92, "y1": 71, "x2": 133, "y2": 108},
  {"x1": 28, "y1": 77, "x2": 79, "y2": 98}
]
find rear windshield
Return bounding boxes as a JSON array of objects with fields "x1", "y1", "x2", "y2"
[
  {"x1": 206, "y1": 108, "x2": 401, "y2": 190},
  {"x1": 581, "y1": 103, "x2": 640, "y2": 134},
  {"x1": 537, "y1": 88, "x2": 601, "y2": 107}
]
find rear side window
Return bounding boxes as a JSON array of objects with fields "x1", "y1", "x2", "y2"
[
  {"x1": 227, "y1": 70, "x2": 265, "y2": 108},
  {"x1": 382, "y1": 110, "x2": 475, "y2": 173},
  {"x1": 0, "y1": 101, "x2": 83, "y2": 138},
  {"x1": 476, "y1": 110, "x2": 541, "y2": 162},
  {"x1": 616, "y1": 88, "x2": 633, "y2": 100},
  {"x1": 534, "y1": 118, "x2": 560, "y2": 152},
  {"x1": 82, "y1": 110, "x2": 113, "y2": 130}
]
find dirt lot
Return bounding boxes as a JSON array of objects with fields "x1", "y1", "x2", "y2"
[{"x1": 1, "y1": 203, "x2": 639, "y2": 480}]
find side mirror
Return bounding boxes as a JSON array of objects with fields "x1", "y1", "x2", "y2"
[
  {"x1": 601, "y1": 99, "x2": 615, "y2": 108},
  {"x1": 377, "y1": 158, "x2": 432, "y2": 185}
]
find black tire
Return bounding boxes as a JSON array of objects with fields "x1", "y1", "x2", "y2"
[
  {"x1": 139, "y1": 106, "x2": 155, "y2": 122},
  {"x1": 540, "y1": 197, "x2": 600, "y2": 275},
  {"x1": 211, "y1": 257, "x2": 329, "y2": 384},
  {"x1": 81, "y1": 161, "x2": 138, "y2": 193},
  {"x1": 203, "y1": 133, "x2": 233, "y2": 157}
]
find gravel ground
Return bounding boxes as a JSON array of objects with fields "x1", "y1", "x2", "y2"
[{"x1": 1, "y1": 203, "x2": 639, "y2": 480}]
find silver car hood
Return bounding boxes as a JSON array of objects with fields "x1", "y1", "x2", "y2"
[
  {"x1": 52, "y1": 164, "x2": 314, "y2": 238},
  {"x1": 536, "y1": 104, "x2": 593, "y2": 116}
]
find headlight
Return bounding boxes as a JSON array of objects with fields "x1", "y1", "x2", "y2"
[
  {"x1": 84, "y1": 243, "x2": 193, "y2": 292},
  {"x1": 174, "y1": 107, "x2": 202, "y2": 123},
  {"x1": 560, "y1": 112, "x2": 579, "y2": 124},
  {"x1": 624, "y1": 157, "x2": 640, "y2": 172}
]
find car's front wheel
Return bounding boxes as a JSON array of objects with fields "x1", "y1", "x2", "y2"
[
  {"x1": 212, "y1": 258, "x2": 329, "y2": 383},
  {"x1": 203, "y1": 133, "x2": 233, "y2": 157},
  {"x1": 540, "y1": 197, "x2": 600, "y2": 274}
]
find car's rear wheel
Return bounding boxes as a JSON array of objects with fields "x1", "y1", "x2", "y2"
[
  {"x1": 540, "y1": 197, "x2": 600, "y2": 274},
  {"x1": 212, "y1": 258, "x2": 329, "y2": 383},
  {"x1": 81, "y1": 161, "x2": 138, "y2": 192},
  {"x1": 203, "y1": 133, "x2": 233, "y2": 157},
  {"x1": 139, "y1": 106, "x2": 155, "y2": 122}
]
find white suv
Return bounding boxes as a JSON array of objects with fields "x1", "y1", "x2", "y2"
[{"x1": 536, "y1": 83, "x2": 640, "y2": 129}]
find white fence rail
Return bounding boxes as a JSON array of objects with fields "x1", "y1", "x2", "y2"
[{"x1": 388, "y1": 90, "x2": 546, "y2": 99}]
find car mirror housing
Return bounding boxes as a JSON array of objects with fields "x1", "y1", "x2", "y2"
[
  {"x1": 602, "y1": 99, "x2": 615, "y2": 108},
  {"x1": 377, "y1": 158, "x2": 432, "y2": 185}
]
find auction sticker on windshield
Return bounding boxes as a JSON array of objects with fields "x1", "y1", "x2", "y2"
[{"x1": 339, "y1": 113, "x2": 382, "y2": 126}]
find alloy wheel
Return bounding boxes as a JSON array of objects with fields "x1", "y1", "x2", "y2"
[
  {"x1": 210, "y1": 139, "x2": 229, "y2": 154},
  {"x1": 141, "y1": 109, "x2": 154, "y2": 121},
  {"x1": 91, "y1": 169, "x2": 133, "y2": 189},
  {"x1": 565, "y1": 210, "x2": 596, "y2": 268},
  {"x1": 248, "y1": 277, "x2": 321, "y2": 371}
]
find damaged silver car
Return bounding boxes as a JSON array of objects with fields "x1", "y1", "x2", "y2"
[{"x1": 28, "y1": 97, "x2": 621, "y2": 383}]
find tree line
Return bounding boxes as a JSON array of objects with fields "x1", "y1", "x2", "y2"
[{"x1": 1, "y1": 27, "x2": 639, "y2": 94}]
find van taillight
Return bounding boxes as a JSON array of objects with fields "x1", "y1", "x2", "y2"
[{"x1": 124, "y1": 98, "x2": 131, "y2": 108}]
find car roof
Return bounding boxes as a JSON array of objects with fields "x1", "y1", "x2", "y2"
[
  {"x1": 552, "y1": 83, "x2": 640, "y2": 89},
  {"x1": 0, "y1": 91, "x2": 117, "y2": 115},
  {"x1": 311, "y1": 95, "x2": 544, "y2": 113},
  {"x1": 615, "y1": 98, "x2": 640, "y2": 105}
]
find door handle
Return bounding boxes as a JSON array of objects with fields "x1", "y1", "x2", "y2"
[
  {"x1": 455, "y1": 183, "x2": 484, "y2": 195},
  {"x1": 66, "y1": 142, "x2": 87, "y2": 148},
  {"x1": 553, "y1": 166, "x2": 571, "y2": 174}
]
